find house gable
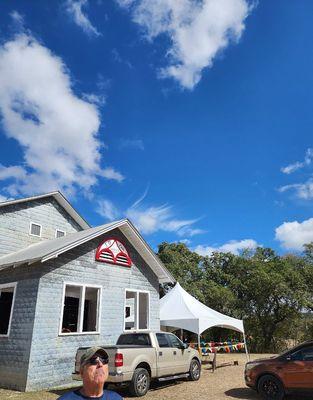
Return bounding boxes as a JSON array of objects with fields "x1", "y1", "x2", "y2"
[{"x1": 0, "y1": 197, "x2": 83, "y2": 258}]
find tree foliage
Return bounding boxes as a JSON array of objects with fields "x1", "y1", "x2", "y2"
[{"x1": 157, "y1": 242, "x2": 313, "y2": 352}]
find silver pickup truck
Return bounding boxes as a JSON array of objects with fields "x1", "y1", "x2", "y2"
[{"x1": 73, "y1": 331, "x2": 201, "y2": 396}]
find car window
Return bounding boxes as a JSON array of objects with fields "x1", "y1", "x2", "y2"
[
  {"x1": 168, "y1": 334, "x2": 183, "y2": 348},
  {"x1": 290, "y1": 346, "x2": 313, "y2": 362},
  {"x1": 156, "y1": 333, "x2": 171, "y2": 348},
  {"x1": 302, "y1": 347, "x2": 313, "y2": 361},
  {"x1": 117, "y1": 333, "x2": 151, "y2": 346}
]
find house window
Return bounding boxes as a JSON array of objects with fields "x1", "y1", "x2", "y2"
[
  {"x1": 124, "y1": 290, "x2": 149, "y2": 331},
  {"x1": 60, "y1": 284, "x2": 101, "y2": 335},
  {"x1": 0, "y1": 283, "x2": 17, "y2": 336},
  {"x1": 29, "y1": 222, "x2": 42, "y2": 237},
  {"x1": 55, "y1": 229, "x2": 66, "y2": 238}
]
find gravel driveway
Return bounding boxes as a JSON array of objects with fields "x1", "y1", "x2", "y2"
[{"x1": 0, "y1": 354, "x2": 311, "y2": 400}]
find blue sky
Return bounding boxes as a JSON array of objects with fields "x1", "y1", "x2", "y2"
[{"x1": 1, "y1": 0, "x2": 313, "y2": 255}]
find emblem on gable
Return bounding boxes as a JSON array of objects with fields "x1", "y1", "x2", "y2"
[{"x1": 95, "y1": 238, "x2": 132, "y2": 267}]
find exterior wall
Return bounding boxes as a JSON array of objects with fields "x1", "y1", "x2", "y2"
[
  {"x1": 25, "y1": 228, "x2": 160, "y2": 391},
  {"x1": 0, "y1": 266, "x2": 40, "y2": 391},
  {"x1": 0, "y1": 197, "x2": 83, "y2": 258}
]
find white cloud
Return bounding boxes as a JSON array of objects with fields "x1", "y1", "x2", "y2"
[
  {"x1": 275, "y1": 218, "x2": 313, "y2": 251},
  {"x1": 126, "y1": 204, "x2": 199, "y2": 235},
  {"x1": 0, "y1": 194, "x2": 9, "y2": 202},
  {"x1": 100, "y1": 167, "x2": 124, "y2": 182},
  {"x1": 0, "y1": 34, "x2": 123, "y2": 197},
  {"x1": 96, "y1": 197, "x2": 201, "y2": 236},
  {"x1": 66, "y1": 0, "x2": 101, "y2": 37},
  {"x1": 10, "y1": 10, "x2": 24, "y2": 29},
  {"x1": 278, "y1": 179, "x2": 313, "y2": 200},
  {"x1": 82, "y1": 92, "x2": 106, "y2": 106},
  {"x1": 97, "y1": 199, "x2": 120, "y2": 220},
  {"x1": 119, "y1": 138, "x2": 144, "y2": 151},
  {"x1": 194, "y1": 239, "x2": 259, "y2": 256},
  {"x1": 117, "y1": 0, "x2": 252, "y2": 89},
  {"x1": 281, "y1": 148, "x2": 313, "y2": 174}
]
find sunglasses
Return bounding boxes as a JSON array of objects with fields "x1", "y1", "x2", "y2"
[{"x1": 88, "y1": 356, "x2": 109, "y2": 366}]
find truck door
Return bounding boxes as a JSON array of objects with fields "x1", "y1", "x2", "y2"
[
  {"x1": 167, "y1": 333, "x2": 190, "y2": 373},
  {"x1": 156, "y1": 333, "x2": 175, "y2": 377}
]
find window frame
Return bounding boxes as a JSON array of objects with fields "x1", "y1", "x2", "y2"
[
  {"x1": 123, "y1": 289, "x2": 150, "y2": 332},
  {"x1": 167, "y1": 333, "x2": 184, "y2": 348},
  {"x1": 59, "y1": 282, "x2": 102, "y2": 336},
  {"x1": 29, "y1": 222, "x2": 42, "y2": 237},
  {"x1": 55, "y1": 229, "x2": 66, "y2": 238},
  {"x1": 0, "y1": 282, "x2": 17, "y2": 338},
  {"x1": 156, "y1": 332, "x2": 171, "y2": 348}
]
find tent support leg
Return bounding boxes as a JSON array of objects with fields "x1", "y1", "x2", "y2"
[
  {"x1": 198, "y1": 334, "x2": 201, "y2": 355},
  {"x1": 180, "y1": 329, "x2": 183, "y2": 341},
  {"x1": 243, "y1": 332, "x2": 250, "y2": 361}
]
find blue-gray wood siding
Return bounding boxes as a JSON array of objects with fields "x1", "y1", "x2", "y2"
[
  {"x1": 0, "y1": 267, "x2": 40, "y2": 391},
  {"x1": 0, "y1": 228, "x2": 160, "y2": 391},
  {"x1": 0, "y1": 197, "x2": 82, "y2": 258}
]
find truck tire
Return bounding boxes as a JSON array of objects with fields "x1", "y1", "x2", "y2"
[
  {"x1": 129, "y1": 368, "x2": 150, "y2": 397},
  {"x1": 257, "y1": 374, "x2": 285, "y2": 400},
  {"x1": 189, "y1": 358, "x2": 201, "y2": 381}
]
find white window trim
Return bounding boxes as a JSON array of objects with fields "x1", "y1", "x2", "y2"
[
  {"x1": 29, "y1": 222, "x2": 42, "y2": 237},
  {"x1": 59, "y1": 282, "x2": 102, "y2": 336},
  {"x1": 123, "y1": 288, "x2": 150, "y2": 332},
  {"x1": 55, "y1": 229, "x2": 66, "y2": 238},
  {"x1": 0, "y1": 282, "x2": 17, "y2": 338}
]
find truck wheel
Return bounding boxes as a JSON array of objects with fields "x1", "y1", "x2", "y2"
[
  {"x1": 129, "y1": 368, "x2": 150, "y2": 397},
  {"x1": 189, "y1": 359, "x2": 201, "y2": 381},
  {"x1": 257, "y1": 374, "x2": 285, "y2": 400}
]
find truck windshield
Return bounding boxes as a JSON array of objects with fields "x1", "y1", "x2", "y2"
[{"x1": 117, "y1": 333, "x2": 151, "y2": 346}]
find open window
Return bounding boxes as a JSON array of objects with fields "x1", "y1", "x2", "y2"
[
  {"x1": 60, "y1": 284, "x2": 101, "y2": 335},
  {"x1": 0, "y1": 283, "x2": 17, "y2": 336},
  {"x1": 124, "y1": 290, "x2": 149, "y2": 331}
]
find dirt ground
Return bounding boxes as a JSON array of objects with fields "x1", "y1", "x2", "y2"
[{"x1": 0, "y1": 354, "x2": 311, "y2": 400}]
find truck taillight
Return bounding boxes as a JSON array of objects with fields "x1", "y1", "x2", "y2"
[{"x1": 115, "y1": 353, "x2": 123, "y2": 367}]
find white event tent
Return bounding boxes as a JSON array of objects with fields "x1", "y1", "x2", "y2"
[{"x1": 160, "y1": 282, "x2": 248, "y2": 356}]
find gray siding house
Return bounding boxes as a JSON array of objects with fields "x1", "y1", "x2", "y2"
[{"x1": 0, "y1": 192, "x2": 174, "y2": 391}]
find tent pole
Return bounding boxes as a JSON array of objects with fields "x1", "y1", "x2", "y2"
[
  {"x1": 243, "y1": 331, "x2": 250, "y2": 361},
  {"x1": 198, "y1": 334, "x2": 201, "y2": 354},
  {"x1": 180, "y1": 328, "x2": 183, "y2": 341}
]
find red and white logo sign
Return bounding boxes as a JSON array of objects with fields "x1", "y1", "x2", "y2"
[{"x1": 95, "y1": 238, "x2": 132, "y2": 267}]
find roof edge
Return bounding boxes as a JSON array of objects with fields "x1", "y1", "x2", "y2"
[{"x1": 0, "y1": 191, "x2": 90, "y2": 230}]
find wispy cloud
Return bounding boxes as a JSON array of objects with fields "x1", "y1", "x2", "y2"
[
  {"x1": 96, "y1": 195, "x2": 202, "y2": 237},
  {"x1": 0, "y1": 33, "x2": 123, "y2": 197},
  {"x1": 278, "y1": 180, "x2": 313, "y2": 200},
  {"x1": 10, "y1": 10, "x2": 25, "y2": 30},
  {"x1": 119, "y1": 138, "x2": 144, "y2": 151},
  {"x1": 194, "y1": 239, "x2": 259, "y2": 256},
  {"x1": 0, "y1": 194, "x2": 10, "y2": 202},
  {"x1": 275, "y1": 218, "x2": 313, "y2": 251},
  {"x1": 116, "y1": 0, "x2": 253, "y2": 89},
  {"x1": 66, "y1": 0, "x2": 101, "y2": 37},
  {"x1": 281, "y1": 148, "x2": 313, "y2": 174},
  {"x1": 97, "y1": 199, "x2": 120, "y2": 220},
  {"x1": 100, "y1": 167, "x2": 124, "y2": 182},
  {"x1": 111, "y1": 48, "x2": 133, "y2": 69}
]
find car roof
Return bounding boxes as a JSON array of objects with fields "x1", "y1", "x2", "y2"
[{"x1": 282, "y1": 339, "x2": 313, "y2": 356}]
